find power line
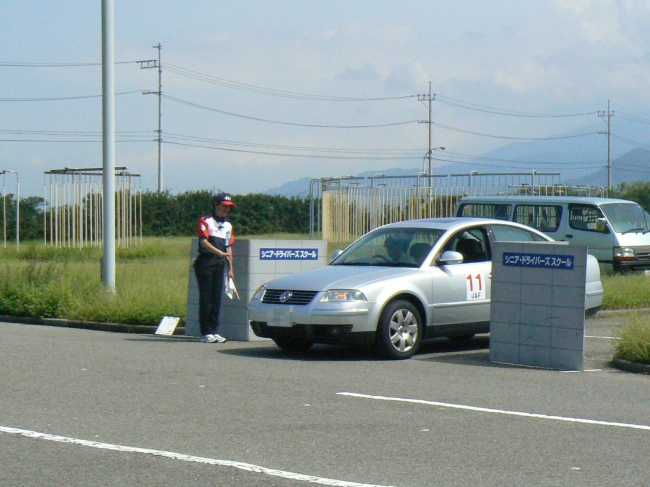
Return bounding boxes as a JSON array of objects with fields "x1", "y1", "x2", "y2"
[
  {"x1": 611, "y1": 134, "x2": 650, "y2": 148},
  {"x1": 0, "y1": 139, "x2": 150, "y2": 143},
  {"x1": 435, "y1": 94, "x2": 598, "y2": 118},
  {"x1": 164, "y1": 140, "x2": 425, "y2": 160},
  {"x1": 0, "y1": 129, "x2": 151, "y2": 136},
  {"x1": 440, "y1": 149, "x2": 606, "y2": 166},
  {"x1": 434, "y1": 122, "x2": 599, "y2": 141},
  {"x1": 617, "y1": 112, "x2": 650, "y2": 125},
  {"x1": 163, "y1": 63, "x2": 415, "y2": 101},
  {"x1": 164, "y1": 132, "x2": 424, "y2": 154},
  {"x1": 0, "y1": 91, "x2": 142, "y2": 102},
  {"x1": 164, "y1": 95, "x2": 419, "y2": 128},
  {"x1": 0, "y1": 61, "x2": 140, "y2": 67}
]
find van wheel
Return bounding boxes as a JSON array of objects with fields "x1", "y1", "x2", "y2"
[{"x1": 375, "y1": 300, "x2": 423, "y2": 360}]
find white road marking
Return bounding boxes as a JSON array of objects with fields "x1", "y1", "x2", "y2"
[
  {"x1": 337, "y1": 392, "x2": 650, "y2": 431},
  {"x1": 561, "y1": 369, "x2": 602, "y2": 373},
  {"x1": 0, "y1": 425, "x2": 394, "y2": 487},
  {"x1": 585, "y1": 335, "x2": 620, "y2": 339}
]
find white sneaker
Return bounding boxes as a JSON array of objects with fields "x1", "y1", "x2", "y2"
[
  {"x1": 202, "y1": 334, "x2": 218, "y2": 343},
  {"x1": 213, "y1": 334, "x2": 227, "y2": 343}
]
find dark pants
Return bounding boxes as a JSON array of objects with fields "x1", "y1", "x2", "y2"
[{"x1": 193, "y1": 257, "x2": 226, "y2": 336}]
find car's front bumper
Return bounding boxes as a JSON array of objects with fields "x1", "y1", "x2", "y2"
[
  {"x1": 248, "y1": 297, "x2": 379, "y2": 345},
  {"x1": 249, "y1": 321, "x2": 376, "y2": 347}
]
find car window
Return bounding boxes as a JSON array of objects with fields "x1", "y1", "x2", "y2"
[
  {"x1": 441, "y1": 226, "x2": 490, "y2": 264},
  {"x1": 490, "y1": 224, "x2": 547, "y2": 242},
  {"x1": 568, "y1": 204, "x2": 607, "y2": 233},
  {"x1": 513, "y1": 205, "x2": 562, "y2": 232},
  {"x1": 333, "y1": 227, "x2": 444, "y2": 267}
]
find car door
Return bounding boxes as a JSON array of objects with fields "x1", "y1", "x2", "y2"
[{"x1": 429, "y1": 225, "x2": 492, "y2": 326}]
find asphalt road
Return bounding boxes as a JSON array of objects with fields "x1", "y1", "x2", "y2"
[{"x1": 1, "y1": 313, "x2": 648, "y2": 487}]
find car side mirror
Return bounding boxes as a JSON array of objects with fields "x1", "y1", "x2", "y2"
[
  {"x1": 330, "y1": 249, "x2": 343, "y2": 261},
  {"x1": 438, "y1": 250, "x2": 464, "y2": 265}
]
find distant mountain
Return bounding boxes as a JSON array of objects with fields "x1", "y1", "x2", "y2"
[
  {"x1": 564, "y1": 148, "x2": 650, "y2": 187},
  {"x1": 265, "y1": 177, "x2": 314, "y2": 198},
  {"x1": 265, "y1": 122, "x2": 650, "y2": 197}
]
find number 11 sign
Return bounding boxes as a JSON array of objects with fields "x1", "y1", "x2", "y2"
[{"x1": 466, "y1": 273, "x2": 486, "y2": 300}]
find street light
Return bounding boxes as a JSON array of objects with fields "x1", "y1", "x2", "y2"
[{"x1": 423, "y1": 146, "x2": 446, "y2": 175}]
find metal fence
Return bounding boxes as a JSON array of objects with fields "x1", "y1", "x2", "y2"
[
  {"x1": 309, "y1": 171, "x2": 608, "y2": 243},
  {"x1": 1, "y1": 170, "x2": 19, "y2": 250},
  {"x1": 44, "y1": 167, "x2": 142, "y2": 249}
]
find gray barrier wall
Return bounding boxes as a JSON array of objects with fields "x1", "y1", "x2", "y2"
[
  {"x1": 489, "y1": 241, "x2": 588, "y2": 371},
  {"x1": 186, "y1": 238, "x2": 329, "y2": 340}
]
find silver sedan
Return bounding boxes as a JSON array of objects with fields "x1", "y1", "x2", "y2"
[{"x1": 248, "y1": 218, "x2": 604, "y2": 359}]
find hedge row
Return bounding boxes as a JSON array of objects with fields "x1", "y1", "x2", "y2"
[{"x1": 2, "y1": 191, "x2": 311, "y2": 240}]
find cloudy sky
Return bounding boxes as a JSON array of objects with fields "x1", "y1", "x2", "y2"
[{"x1": 2, "y1": 1, "x2": 650, "y2": 197}]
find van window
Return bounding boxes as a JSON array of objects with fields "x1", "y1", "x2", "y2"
[
  {"x1": 490, "y1": 224, "x2": 547, "y2": 242},
  {"x1": 513, "y1": 205, "x2": 562, "y2": 232},
  {"x1": 600, "y1": 202, "x2": 650, "y2": 233},
  {"x1": 458, "y1": 203, "x2": 511, "y2": 220},
  {"x1": 568, "y1": 204, "x2": 608, "y2": 233}
]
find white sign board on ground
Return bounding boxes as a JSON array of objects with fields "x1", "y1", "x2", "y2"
[
  {"x1": 155, "y1": 316, "x2": 180, "y2": 336},
  {"x1": 490, "y1": 241, "x2": 587, "y2": 371}
]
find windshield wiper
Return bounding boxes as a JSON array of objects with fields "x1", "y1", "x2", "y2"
[{"x1": 622, "y1": 227, "x2": 647, "y2": 234}]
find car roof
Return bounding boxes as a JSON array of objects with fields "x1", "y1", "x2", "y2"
[{"x1": 379, "y1": 217, "x2": 537, "y2": 231}]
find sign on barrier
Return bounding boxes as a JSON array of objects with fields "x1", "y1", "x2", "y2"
[
  {"x1": 259, "y1": 248, "x2": 319, "y2": 260},
  {"x1": 503, "y1": 252, "x2": 575, "y2": 270}
]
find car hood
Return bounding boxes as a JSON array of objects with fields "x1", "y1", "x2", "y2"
[{"x1": 263, "y1": 265, "x2": 416, "y2": 291}]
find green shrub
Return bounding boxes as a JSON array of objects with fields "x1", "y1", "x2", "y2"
[{"x1": 615, "y1": 314, "x2": 650, "y2": 364}]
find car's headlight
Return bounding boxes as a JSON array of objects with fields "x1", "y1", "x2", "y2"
[
  {"x1": 319, "y1": 289, "x2": 367, "y2": 302},
  {"x1": 251, "y1": 283, "x2": 269, "y2": 302},
  {"x1": 614, "y1": 247, "x2": 635, "y2": 260}
]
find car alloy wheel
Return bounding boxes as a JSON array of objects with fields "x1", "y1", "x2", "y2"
[{"x1": 376, "y1": 300, "x2": 423, "y2": 360}]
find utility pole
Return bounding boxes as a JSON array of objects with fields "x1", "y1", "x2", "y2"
[
  {"x1": 139, "y1": 43, "x2": 163, "y2": 191},
  {"x1": 598, "y1": 100, "x2": 614, "y2": 192},
  {"x1": 418, "y1": 82, "x2": 434, "y2": 177},
  {"x1": 417, "y1": 82, "x2": 445, "y2": 187}
]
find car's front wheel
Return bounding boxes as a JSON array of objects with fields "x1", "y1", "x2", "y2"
[
  {"x1": 375, "y1": 300, "x2": 423, "y2": 360},
  {"x1": 272, "y1": 335, "x2": 314, "y2": 353}
]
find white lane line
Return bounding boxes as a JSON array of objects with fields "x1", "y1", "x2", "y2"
[
  {"x1": 585, "y1": 335, "x2": 620, "y2": 339},
  {"x1": 337, "y1": 392, "x2": 650, "y2": 432},
  {"x1": 0, "y1": 425, "x2": 394, "y2": 487},
  {"x1": 561, "y1": 369, "x2": 602, "y2": 373}
]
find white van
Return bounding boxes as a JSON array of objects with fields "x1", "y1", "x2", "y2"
[{"x1": 456, "y1": 195, "x2": 650, "y2": 272}]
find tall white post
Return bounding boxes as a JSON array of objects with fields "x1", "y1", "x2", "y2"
[{"x1": 102, "y1": 0, "x2": 116, "y2": 290}]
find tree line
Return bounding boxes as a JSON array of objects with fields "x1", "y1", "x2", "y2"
[{"x1": 1, "y1": 191, "x2": 311, "y2": 241}]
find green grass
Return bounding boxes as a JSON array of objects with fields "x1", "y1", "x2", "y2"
[
  {"x1": 614, "y1": 313, "x2": 650, "y2": 364},
  {"x1": 0, "y1": 235, "x2": 309, "y2": 326},
  {"x1": 601, "y1": 273, "x2": 650, "y2": 310}
]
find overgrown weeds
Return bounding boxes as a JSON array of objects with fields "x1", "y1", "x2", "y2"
[{"x1": 614, "y1": 313, "x2": 650, "y2": 364}]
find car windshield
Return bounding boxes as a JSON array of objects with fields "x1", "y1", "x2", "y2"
[
  {"x1": 600, "y1": 203, "x2": 650, "y2": 233},
  {"x1": 332, "y1": 227, "x2": 444, "y2": 267}
]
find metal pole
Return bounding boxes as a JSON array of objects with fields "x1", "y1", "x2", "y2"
[
  {"x1": 156, "y1": 43, "x2": 163, "y2": 191},
  {"x1": 607, "y1": 100, "x2": 612, "y2": 191},
  {"x1": 102, "y1": 0, "x2": 116, "y2": 290}
]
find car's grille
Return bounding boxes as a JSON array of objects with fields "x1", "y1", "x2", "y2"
[
  {"x1": 262, "y1": 289, "x2": 318, "y2": 305},
  {"x1": 636, "y1": 247, "x2": 650, "y2": 260}
]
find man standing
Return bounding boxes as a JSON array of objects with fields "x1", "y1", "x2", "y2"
[{"x1": 193, "y1": 193, "x2": 235, "y2": 343}]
